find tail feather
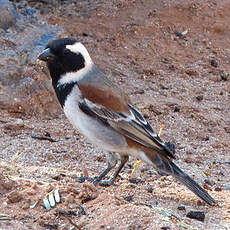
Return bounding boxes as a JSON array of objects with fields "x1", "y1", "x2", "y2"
[
  {"x1": 170, "y1": 161, "x2": 216, "y2": 206},
  {"x1": 152, "y1": 154, "x2": 216, "y2": 205}
]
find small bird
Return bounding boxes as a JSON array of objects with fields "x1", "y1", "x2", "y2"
[{"x1": 38, "y1": 38, "x2": 216, "y2": 205}]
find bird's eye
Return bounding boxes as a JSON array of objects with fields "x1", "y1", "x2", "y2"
[{"x1": 63, "y1": 48, "x2": 70, "y2": 55}]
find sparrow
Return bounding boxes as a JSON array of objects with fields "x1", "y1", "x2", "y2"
[{"x1": 38, "y1": 38, "x2": 216, "y2": 206}]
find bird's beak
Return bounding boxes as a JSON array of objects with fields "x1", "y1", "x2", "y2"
[{"x1": 38, "y1": 48, "x2": 55, "y2": 62}]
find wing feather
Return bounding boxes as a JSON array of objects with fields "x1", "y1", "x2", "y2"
[{"x1": 77, "y1": 81, "x2": 175, "y2": 159}]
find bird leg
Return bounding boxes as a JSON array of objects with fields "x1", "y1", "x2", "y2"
[
  {"x1": 97, "y1": 155, "x2": 129, "y2": 187},
  {"x1": 130, "y1": 158, "x2": 142, "y2": 178},
  {"x1": 93, "y1": 164, "x2": 114, "y2": 186},
  {"x1": 131, "y1": 125, "x2": 164, "y2": 177}
]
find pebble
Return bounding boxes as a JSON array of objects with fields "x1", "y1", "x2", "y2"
[
  {"x1": 184, "y1": 157, "x2": 193, "y2": 163},
  {"x1": 0, "y1": 0, "x2": 17, "y2": 30},
  {"x1": 133, "y1": 89, "x2": 145, "y2": 95},
  {"x1": 0, "y1": 173, "x2": 15, "y2": 193},
  {"x1": 161, "y1": 84, "x2": 169, "y2": 90},
  {"x1": 174, "y1": 106, "x2": 180, "y2": 112},
  {"x1": 186, "y1": 211, "x2": 205, "y2": 222},
  {"x1": 82, "y1": 32, "x2": 89, "y2": 37},
  {"x1": 175, "y1": 31, "x2": 184, "y2": 37},
  {"x1": 22, "y1": 200, "x2": 31, "y2": 210},
  {"x1": 214, "y1": 187, "x2": 222, "y2": 191},
  {"x1": 220, "y1": 71, "x2": 229, "y2": 81},
  {"x1": 196, "y1": 95, "x2": 203, "y2": 101},
  {"x1": 211, "y1": 59, "x2": 218, "y2": 67},
  {"x1": 204, "y1": 179, "x2": 213, "y2": 185},
  {"x1": 161, "y1": 227, "x2": 170, "y2": 230},
  {"x1": 203, "y1": 183, "x2": 211, "y2": 191},
  {"x1": 177, "y1": 205, "x2": 186, "y2": 211},
  {"x1": 145, "y1": 184, "x2": 153, "y2": 193},
  {"x1": 124, "y1": 194, "x2": 134, "y2": 202},
  {"x1": 7, "y1": 190, "x2": 23, "y2": 203}
]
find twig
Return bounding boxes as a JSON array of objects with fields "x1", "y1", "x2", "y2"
[{"x1": 31, "y1": 132, "x2": 57, "y2": 142}]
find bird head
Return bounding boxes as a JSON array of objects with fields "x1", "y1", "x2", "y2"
[{"x1": 38, "y1": 38, "x2": 93, "y2": 85}]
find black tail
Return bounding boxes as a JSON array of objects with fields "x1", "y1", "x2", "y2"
[
  {"x1": 170, "y1": 161, "x2": 216, "y2": 206},
  {"x1": 152, "y1": 155, "x2": 216, "y2": 205}
]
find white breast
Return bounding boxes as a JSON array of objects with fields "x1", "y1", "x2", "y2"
[{"x1": 63, "y1": 86, "x2": 128, "y2": 152}]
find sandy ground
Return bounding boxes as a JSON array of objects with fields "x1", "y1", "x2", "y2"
[{"x1": 0, "y1": 0, "x2": 230, "y2": 229}]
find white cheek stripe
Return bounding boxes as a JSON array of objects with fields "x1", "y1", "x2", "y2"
[
  {"x1": 57, "y1": 42, "x2": 93, "y2": 86},
  {"x1": 57, "y1": 64, "x2": 92, "y2": 86}
]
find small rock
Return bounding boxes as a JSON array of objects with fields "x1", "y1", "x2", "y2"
[
  {"x1": 147, "y1": 104, "x2": 162, "y2": 115},
  {"x1": 177, "y1": 205, "x2": 186, "y2": 211},
  {"x1": 185, "y1": 69, "x2": 198, "y2": 76},
  {"x1": 145, "y1": 184, "x2": 153, "y2": 193},
  {"x1": 175, "y1": 30, "x2": 188, "y2": 37},
  {"x1": 186, "y1": 211, "x2": 205, "y2": 222},
  {"x1": 82, "y1": 32, "x2": 89, "y2": 37},
  {"x1": 174, "y1": 106, "x2": 180, "y2": 112},
  {"x1": 220, "y1": 71, "x2": 229, "y2": 81},
  {"x1": 211, "y1": 59, "x2": 218, "y2": 68},
  {"x1": 133, "y1": 89, "x2": 145, "y2": 95},
  {"x1": 203, "y1": 183, "x2": 211, "y2": 191},
  {"x1": 0, "y1": 0, "x2": 17, "y2": 30},
  {"x1": 7, "y1": 190, "x2": 23, "y2": 203},
  {"x1": 225, "y1": 127, "x2": 230, "y2": 134},
  {"x1": 204, "y1": 136, "x2": 210, "y2": 141},
  {"x1": 184, "y1": 157, "x2": 193, "y2": 163},
  {"x1": 175, "y1": 31, "x2": 183, "y2": 37},
  {"x1": 196, "y1": 95, "x2": 203, "y2": 101},
  {"x1": 161, "y1": 84, "x2": 169, "y2": 90},
  {"x1": 161, "y1": 227, "x2": 170, "y2": 230},
  {"x1": 127, "y1": 184, "x2": 136, "y2": 189},
  {"x1": 214, "y1": 187, "x2": 222, "y2": 191},
  {"x1": 124, "y1": 194, "x2": 134, "y2": 202},
  {"x1": 22, "y1": 200, "x2": 31, "y2": 210},
  {"x1": 0, "y1": 172, "x2": 16, "y2": 194},
  {"x1": 204, "y1": 179, "x2": 213, "y2": 185}
]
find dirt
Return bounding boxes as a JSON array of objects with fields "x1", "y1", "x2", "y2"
[{"x1": 0, "y1": 0, "x2": 230, "y2": 229}]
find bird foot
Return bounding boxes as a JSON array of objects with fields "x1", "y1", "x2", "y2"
[
  {"x1": 98, "y1": 179, "x2": 118, "y2": 187},
  {"x1": 76, "y1": 176, "x2": 95, "y2": 183}
]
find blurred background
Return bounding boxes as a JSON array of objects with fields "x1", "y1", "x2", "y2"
[{"x1": 0, "y1": 0, "x2": 229, "y2": 229}]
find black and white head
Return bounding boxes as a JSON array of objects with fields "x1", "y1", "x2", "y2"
[{"x1": 38, "y1": 38, "x2": 93, "y2": 86}]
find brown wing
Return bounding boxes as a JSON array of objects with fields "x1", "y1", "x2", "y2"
[
  {"x1": 78, "y1": 83, "x2": 130, "y2": 114},
  {"x1": 78, "y1": 67, "x2": 131, "y2": 114},
  {"x1": 77, "y1": 68, "x2": 175, "y2": 159}
]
